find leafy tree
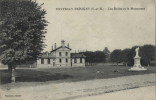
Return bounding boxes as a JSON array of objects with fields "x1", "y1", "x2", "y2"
[
  {"x1": 82, "y1": 51, "x2": 91, "y2": 62},
  {"x1": 103, "y1": 47, "x2": 110, "y2": 56},
  {"x1": 0, "y1": 0, "x2": 48, "y2": 81},
  {"x1": 82, "y1": 51, "x2": 106, "y2": 65},
  {"x1": 139, "y1": 45, "x2": 155, "y2": 66},
  {"x1": 120, "y1": 49, "x2": 131, "y2": 66},
  {"x1": 103, "y1": 47, "x2": 110, "y2": 62},
  {"x1": 110, "y1": 49, "x2": 122, "y2": 66},
  {"x1": 94, "y1": 51, "x2": 106, "y2": 63},
  {"x1": 83, "y1": 51, "x2": 96, "y2": 65}
]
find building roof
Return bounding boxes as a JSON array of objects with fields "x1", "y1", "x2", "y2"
[
  {"x1": 51, "y1": 46, "x2": 72, "y2": 52},
  {"x1": 39, "y1": 53, "x2": 55, "y2": 59},
  {"x1": 71, "y1": 53, "x2": 86, "y2": 58}
]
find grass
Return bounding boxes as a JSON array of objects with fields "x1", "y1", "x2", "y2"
[
  {"x1": 0, "y1": 65, "x2": 155, "y2": 89},
  {"x1": 35, "y1": 65, "x2": 155, "y2": 81}
]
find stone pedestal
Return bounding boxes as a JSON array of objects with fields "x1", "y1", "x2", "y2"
[{"x1": 129, "y1": 56, "x2": 147, "y2": 71}]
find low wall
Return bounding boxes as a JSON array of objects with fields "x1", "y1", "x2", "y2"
[
  {"x1": 15, "y1": 64, "x2": 37, "y2": 68},
  {"x1": 85, "y1": 62, "x2": 124, "y2": 66},
  {"x1": 72, "y1": 63, "x2": 85, "y2": 67}
]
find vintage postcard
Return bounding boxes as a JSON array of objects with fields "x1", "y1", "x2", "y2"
[{"x1": 0, "y1": 0, "x2": 155, "y2": 100}]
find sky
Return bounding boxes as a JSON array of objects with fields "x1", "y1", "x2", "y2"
[{"x1": 36, "y1": 0, "x2": 155, "y2": 53}]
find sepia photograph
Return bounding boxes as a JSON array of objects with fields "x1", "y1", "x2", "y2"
[{"x1": 0, "y1": 0, "x2": 155, "y2": 100}]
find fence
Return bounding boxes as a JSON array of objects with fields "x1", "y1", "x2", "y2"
[{"x1": 85, "y1": 62, "x2": 124, "y2": 66}]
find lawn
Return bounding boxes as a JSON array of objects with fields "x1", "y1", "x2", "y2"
[
  {"x1": 0, "y1": 65, "x2": 155, "y2": 89},
  {"x1": 37, "y1": 65, "x2": 156, "y2": 82}
]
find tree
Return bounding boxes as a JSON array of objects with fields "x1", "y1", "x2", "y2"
[
  {"x1": 110, "y1": 49, "x2": 122, "y2": 66},
  {"x1": 82, "y1": 51, "x2": 106, "y2": 66},
  {"x1": 139, "y1": 45, "x2": 155, "y2": 66},
  {"x1": 82, "y1": 51, "x2": 93, "y2": 65},
  {"x1": 0, "y1": 0, "x2": 48, "y2": 82},
  {"x1": 120, "y1": 49, "x2": 131, "y2": 66},
  {"x1": 94, "y1": 51, "x2": 106, "y2": 63},
  {"x1": 103, "y1": 47, "x2": 110, "y2": 62}
]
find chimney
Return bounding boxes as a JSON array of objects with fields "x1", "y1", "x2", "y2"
[
  {"x1": 67, "y1": 43, "x2": 69, "y2": 48},
  {"x1": 55, "y1": 43, "x2": 56, "y2": 49},
  {"x1": 61, "y1": 40, "x2": 65, "y2": 49},
  {"x1": 52, "y1": 45, "x2": 53, "y2": 50},
  {"x1": 46, "y1": 52, "x2": 48, "y2": 55}
]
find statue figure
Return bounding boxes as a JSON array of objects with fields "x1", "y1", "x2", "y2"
[
  {"x1": 135, "y1": 47, "x2": 139, "y2": 56},
  {"x1": 129, "y1": 46, "x2": 147, "y2": 70}
]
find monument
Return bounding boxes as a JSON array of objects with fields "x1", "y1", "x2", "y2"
[{"x1": 129, "y1": 47, "x2": 147, "y2": 71}]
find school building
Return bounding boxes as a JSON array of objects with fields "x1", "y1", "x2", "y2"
[{"x1": 37, "y1": 40, "x2": 86, "y2": 67}]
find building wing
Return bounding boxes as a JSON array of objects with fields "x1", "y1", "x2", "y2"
[{"x1": 71, "y1": 53, "x2": 86, "y2": 58}]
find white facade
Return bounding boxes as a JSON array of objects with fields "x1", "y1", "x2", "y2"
[
  {"x1": 37, "y1": 58, "x2": 56, "y2": 67},
  {"x1": 37, "y1": 40, "x2": 86, "y2": 68},
  {"x1": 71, "y1": 58, "x2": 85, "y2": 67}
]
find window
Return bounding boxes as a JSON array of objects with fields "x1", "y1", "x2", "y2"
[
  {"x1": 59, "y1": 59, "x2": 62, "y2": 63},
  {"x1": 66, "y1": 59, "x2": 68, "y2": 63},
  {"x1": 53, "y1": 59, "x2": 55, "y2": 61},
  {"x1": 65, "y1": 52, "x2": 68, "y2": 56},
  {"x1": 53, "y1": 62, "x2": 55, "y2": 66},
  {"x1": 41, "y1": 58, "x2": 44, "y2": 64},
  {"x1": 48, "y1": 58, "x2": 50, "y2": 64},
  {"x1": 59, "y1": 52, "x2": 61, "y2": 56},
  {"x1": 80, "y1": 58, "x2": 82, "y2": 63},
  {"x1": 74, "y1": 58, "x2": 77, "y2": 63}
]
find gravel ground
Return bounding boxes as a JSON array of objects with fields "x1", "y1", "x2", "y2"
[
  {"x1": 75, "y1": 86, "x2": 155, "y2": 100},
  {"x1": 1, "y1": 74, "x2": 155, "y2": 100}
]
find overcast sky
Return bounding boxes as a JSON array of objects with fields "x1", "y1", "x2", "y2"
[{"x1": 36, "y1": 0, "x2": 155, "y2": 53}]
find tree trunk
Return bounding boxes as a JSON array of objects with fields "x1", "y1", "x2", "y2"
[
  {"x1": 12, "y1": 65, "x2": 16, "y2": 83},
  {"x1": 8, "y1": 63, "x2": 12, "y2": 78},
  {"x1": 8, "y1": 63, "x2": 16, "y2": 83}
]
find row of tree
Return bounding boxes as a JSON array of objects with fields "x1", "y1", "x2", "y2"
[
  {"x1": 110, "y1": 45, "x2": 155, "y2": 66},
  {"x1": 82, "y1": 45, "x2": 155, "y2": 66},
  {"x1": 80, "y1": 51, "x2": 106, "y2": 65}
]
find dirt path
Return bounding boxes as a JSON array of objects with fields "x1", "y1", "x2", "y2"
[
  {"x1": 1, "y1": 74, "x2": 155, "y2": 100},
  {"x1": 75, "y1": 86, "x2": 155, "y2": 100}
]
